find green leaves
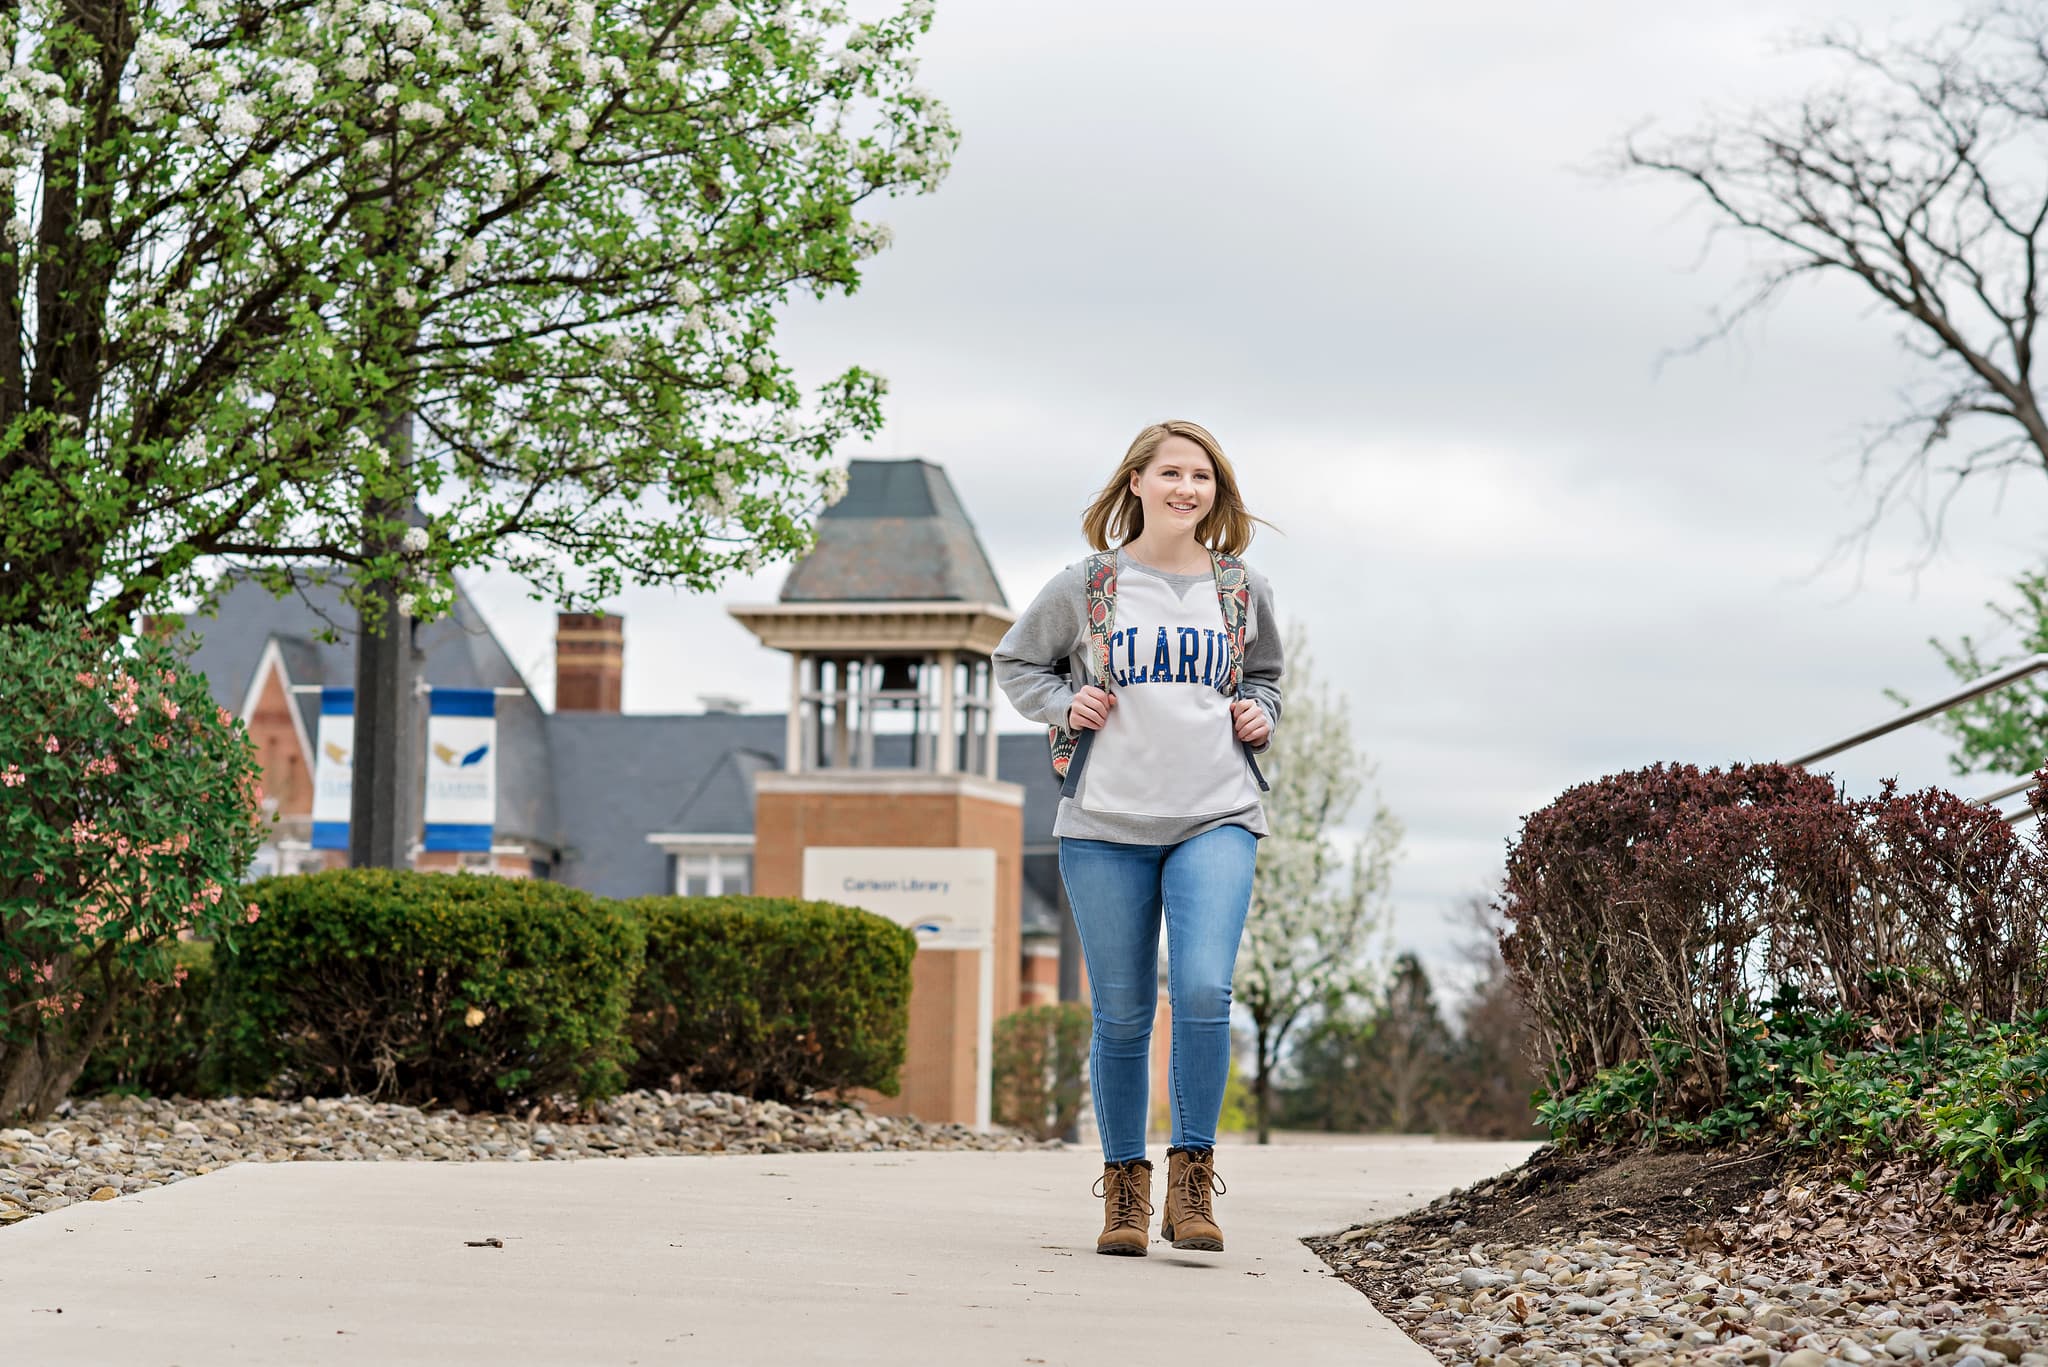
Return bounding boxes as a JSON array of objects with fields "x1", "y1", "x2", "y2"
[
  {"x1": 1917, "y1": 566, "x2": 2048, "y2": 779},
  {"x1": 991, "y1": 1002, "x2": 1090, "y2": 1141},
  {"x1": 1546, "y1": 1004, "x2": 2048, "y2": 1212},
  {"x1": 620, "y1": 894, "x2": 914, "y2": 1101}
]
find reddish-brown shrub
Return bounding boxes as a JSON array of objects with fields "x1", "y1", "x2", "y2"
[{"x1": 1501, "y1": 762, "x2": 2048, "y2": 1115}]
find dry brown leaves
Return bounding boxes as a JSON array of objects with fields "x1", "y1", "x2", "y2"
[{"x1": 1684, "y1": 1157, "x2": 2048, "y2": 1309}]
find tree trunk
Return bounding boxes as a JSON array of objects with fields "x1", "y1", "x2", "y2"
[
  {"x1": 350, "y1": 409, "x2": 420, "y2": 870},
  {"x1": 1254, "y1": 1024, "x2": 1273, "y2": 1145},
  {"x1": 0, "y1": 988, "x2": 121, "y2": 1125}
]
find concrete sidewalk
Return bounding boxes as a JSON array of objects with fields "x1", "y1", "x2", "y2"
[{"x1": 0, "y1": 1138, "x2": 1538, "y2": 1366}]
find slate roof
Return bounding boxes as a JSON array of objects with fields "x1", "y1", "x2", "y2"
[
  {"x1": 672, "y1": 746, "x2": 781, "y2": 835},
  {"x1": 777, "y1": 459, "x2": 1008, "y2": 606},
  {"x1": 1019, "y1": 853, "x2": 1063, "y2": 942},
  {"x1": 174, "y1": 571, "x2": 556, "y2": 845},
  {"x1": 547, "y1": 713, "x2": 787, "y2": 901}
]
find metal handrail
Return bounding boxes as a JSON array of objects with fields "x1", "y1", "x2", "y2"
[
  {"x1": 1787, "y1": 653, "x2": 2048, "y2": 767},
  {"x1": 1786, "y1": 652, "x2": 2048, "y2": 819},
  {"x1": 1969, "y1": 775, "x2": 2038, "y2": 807}
]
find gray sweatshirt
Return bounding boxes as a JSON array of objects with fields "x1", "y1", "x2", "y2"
[{"x1": 993, "y1": 548, "x2": 1284, "y2": 845}]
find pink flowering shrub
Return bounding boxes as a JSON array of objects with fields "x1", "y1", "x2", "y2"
[{"x1": 0, "y1": 609, "x2": 267, "y2": 1123}]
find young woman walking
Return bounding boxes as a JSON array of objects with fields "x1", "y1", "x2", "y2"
[{"x1": 994, "y1": 419, "x2": 1282, "y2": 1257}]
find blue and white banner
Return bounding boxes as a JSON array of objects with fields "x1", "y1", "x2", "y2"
[
  {"x1": 310, "y1": 688, "x2": 354, "y2": 850},
  {"x1": 423, "y1": 688, "x2": 496, "y2": 852}
]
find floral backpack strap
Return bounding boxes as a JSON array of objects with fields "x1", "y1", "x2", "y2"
[
  {"x1": 1210, "y1": 550, "x2": 1269, "y2": 792},
  {"x1": 1047, "y1": 551, "x2": 1118, "y2": 793},
  {"x1": 1210, "y1": 551, "x2": 1251, "y2": 695}
]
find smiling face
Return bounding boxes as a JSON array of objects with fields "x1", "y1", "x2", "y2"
[
  {"x1": 1128, "y1": 434, "x2": 1216, "y2": 538},
  {"x1": 1082, "y1": 419, "x2": 1257, "y2": 556}
]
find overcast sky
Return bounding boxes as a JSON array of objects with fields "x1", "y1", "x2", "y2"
[{"x1": 464, "y1": 0, "x2": 2048, "y2": 987}]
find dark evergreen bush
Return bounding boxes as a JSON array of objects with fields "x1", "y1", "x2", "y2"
[
  {"x1": 207, "y1": 869, "x2": 644, "y2": 1109},
  {"x1": 74, "y1": 940, "x2": 216, "y2": 1098},
  {"x1": 621, "y1": 895, "x2": 914, "y2": 1102},
  {"x1": 992, "y1": 1002, "x2": 1089, "y2": 1140}
]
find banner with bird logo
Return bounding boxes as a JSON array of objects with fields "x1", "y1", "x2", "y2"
[
  {"x1": 311, "y1": 687, "x2": 355, "y2": 850},
  {"x1": 423, "y1": 688, "x2": 496, "y2": 852}
]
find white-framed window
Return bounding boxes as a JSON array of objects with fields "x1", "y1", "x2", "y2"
[
  {"x1": 679, "y1": 852, "x2": 752, "y2": 897},
  {"x1": 649, "y1": 835, "x2": 757, "y2": 896}
]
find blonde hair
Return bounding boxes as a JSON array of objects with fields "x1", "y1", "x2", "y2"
[{"x1": 1081, "y1": 419, "x2": 1266, "y2": 555}]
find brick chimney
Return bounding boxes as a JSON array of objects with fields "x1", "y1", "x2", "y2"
[{"x1": 555, "y1": 612, "x2": 623, "y2": 712}]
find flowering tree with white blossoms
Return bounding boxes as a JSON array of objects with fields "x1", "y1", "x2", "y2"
[
  {"x1": 1234, "y1": 624, "x2": 1400, "y2": 1144},
  {"x1": 0, "y1": 0, "x2": 953, "y2": 627}
]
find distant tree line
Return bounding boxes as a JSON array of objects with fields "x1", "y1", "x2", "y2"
[{"x1": 1268, "y1": 906, "x2": 1543, "y2": 1140}]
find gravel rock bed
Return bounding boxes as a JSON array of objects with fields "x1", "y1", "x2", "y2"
[
  {"x1": 0, "y1": 1090, "x2": 1057, "y2": 1227},
  {"x1": 1313, "y1": 1229, "x2": 2048, "y2": 1367},
  {"x1": 1310, "y1": 1149, "x2": 2048, "y2": 1367}
]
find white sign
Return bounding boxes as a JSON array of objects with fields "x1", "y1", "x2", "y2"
[
  {"x1": 802, "y1": 847, "x2": 996, "y2": 950},
  {"x1": 310, "y1": 688, "x2": 354, "y2": 850},
  {"x1": 804, "y1": 846, "x2": 998, "y2": 1131}
]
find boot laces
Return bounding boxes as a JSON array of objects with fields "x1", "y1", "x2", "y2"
[
  {"x1": 1093, "y1": 1166, "x2": 1153, "y2": 1227},
  {"x1": 1175, "y1": 1151, "x2": 1225, "y2": 1221}
]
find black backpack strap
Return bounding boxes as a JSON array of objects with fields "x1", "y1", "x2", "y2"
[{"x1": 1060, "y1": 728, "x2": 1096, "y2": 799}]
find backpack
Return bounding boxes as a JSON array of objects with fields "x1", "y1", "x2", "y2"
[{"x1": 1047, "y1": 549, "x2": 1270, "y2": 799}]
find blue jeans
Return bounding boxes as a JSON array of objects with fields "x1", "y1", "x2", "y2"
[{"x1": 1058, "y1": 825, "x2": 1257, "y2": 1163}]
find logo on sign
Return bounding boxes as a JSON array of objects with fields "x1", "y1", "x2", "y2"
[{"x1": 432, "y1": 742, "x2": 490, "y2": 768}]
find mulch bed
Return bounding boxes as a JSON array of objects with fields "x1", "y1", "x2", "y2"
[{"x1": 1376, "y1": 1145, "x2": 1791, "y2": 1251}]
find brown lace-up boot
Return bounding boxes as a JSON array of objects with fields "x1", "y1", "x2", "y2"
[
  {"x1": 1092, "y1": 1158, "x2": 1154, "y2": 1256},
  {"x1": 1160, "y1": 1146, "x2": 1227, "y2": 1252}
]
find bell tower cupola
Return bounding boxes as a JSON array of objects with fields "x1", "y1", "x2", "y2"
[{"x1": 730, "y1": 458, "x2": 1015, "y2": 780}]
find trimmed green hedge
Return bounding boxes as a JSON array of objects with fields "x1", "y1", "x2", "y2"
[
  {"x1": 621, "y1": 895, "x2": 915, "y2": 1102},
  {"x1": 68, "y1": 881, "x2": 920, "y2": 1114},
  {"x1": 207, "y1": 869, "x2": 645, "y2": 1110}
]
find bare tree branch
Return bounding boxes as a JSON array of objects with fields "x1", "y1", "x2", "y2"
[{"x1": 1621, "y1": 4, "x2": 2048, "y2": 558}]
